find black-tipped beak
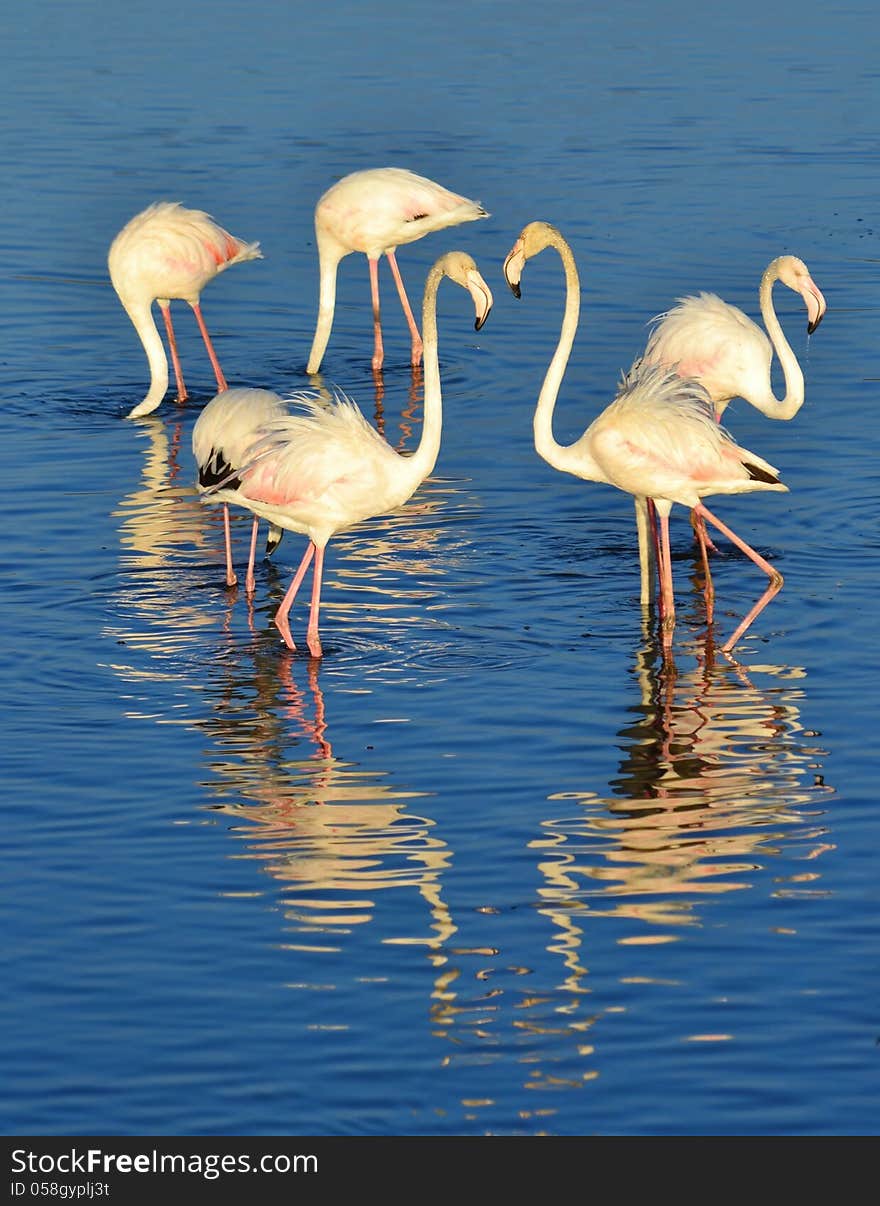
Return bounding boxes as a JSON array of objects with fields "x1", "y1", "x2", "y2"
[
  {"x1": 502, "y1": 244, "x2": 524, "y2": 299},
  {"x1": 804, "y1": 281, "x2": 827, "y2": 335}
]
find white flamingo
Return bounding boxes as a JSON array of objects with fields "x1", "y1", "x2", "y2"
[
  {"x1": 306, "y1": 167, "x2": 488, "y2": 374},
  {"x1": 635, "y1": 255, "x2": 827, "y2": 602},
  {"x1": 192, "y1": 387, "x2": 287, "y2": 591},
  {"x1": 503, "y1": 220, "x2": 789, "y2": 652},
  {"x1": 109, "y1": 201, "x2": 262, "y2": 418},
  {"x1": 204, "y1": 250, "x2": 493, "y2": 656}
]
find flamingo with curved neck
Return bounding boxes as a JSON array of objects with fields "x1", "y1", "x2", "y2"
[
  {"x1": 202, "y1": 250, "x2": 493, "y2": 657},
  {"x1": 635, "y1": 254, "x2": 827, "y2": 604},
  {"x1": 504, "y1": 221, "x2": 789, "y2": 653},
  {"x1": 109, "y1": 201, "x2": 262, "y2": 419},
  {"x1": 643, "y1": 254, "x2": 827, "y2": 422},
  {"x1": 306, "y1": 167, "x2": 489, "y2": 375}
]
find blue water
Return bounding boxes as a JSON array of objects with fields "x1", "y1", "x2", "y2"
[{"x1": 2, "y1": 0, "x2": 878, "y2": 1136}]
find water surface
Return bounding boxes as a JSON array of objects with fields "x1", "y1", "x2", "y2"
[{"x1": 2, "y1": 0, "x2": 878, "y2": 1136}]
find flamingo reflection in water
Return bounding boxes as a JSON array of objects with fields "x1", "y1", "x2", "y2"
[
  {"x1": 200, "y1": 653, "x2": 456, "y2": 955},
  {"x1": 532, "y1": 624, "x2": 835, "y2": 935},
  {"x1": 438, "y1": 629, "x2": 835, "y2": 1100},
  {"x1": 108, "y1": 414, "x2": 224, "y2": 660}
]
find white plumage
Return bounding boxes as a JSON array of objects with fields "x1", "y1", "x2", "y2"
[
  {"x1": 503, "y1": 220, "x2": 788, "y2": 653},
  {"x1": 193, "y1": 387, "x2": 287, "y2": 591},
  {"x1": 634, "y1": 254, "x2": 826, "y2": 602},
  {"x1": 642, "y1": 255, "x2": 826, "y2": 420},
  {"x1": 203, "y1": 249, "x2": 494, "y2": 657},
  {"x1": 109, "y1": 201, "x2": 262, "y2": 418},
  {"x1": 307, "y1": 167, "x2": 489, "y2": 374}
]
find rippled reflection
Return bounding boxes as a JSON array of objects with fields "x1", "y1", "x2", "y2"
[
  {"x1": 534, "y1": 624, "x2": 835, "y2": 937},
  {"x1": 105, "y1": 414, "x2": 220, "y2": 671},
  {"x1": 429, "y1": 627, "x2": 835, "y2": 1121},
  {"x1": 200, "y1": 653, "x2": 456, "y2": 956}
]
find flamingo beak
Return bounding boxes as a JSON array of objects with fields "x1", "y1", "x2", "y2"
[
  {"x1": 804, "y1": 279, "x2": 827, "y2": 334},
  {"x1": 467, "y1": 270, "x2": 494, "y2": 330},
  {"x1": 503, "y1": 241, "x2": 525, "y2": 299}
]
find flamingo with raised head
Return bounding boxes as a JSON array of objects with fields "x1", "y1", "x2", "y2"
[
  {"x1": 634, "y1": 255, "x2": 827, "y2": 602},
  {"x1": 193, "y1": 387, "x2": 287, "y2": 592},
  {"x1": 503, "y1": 220, "x2": 789, "y2": 653},
  {"x1": 109, "y1": 201, "x2": 262, "y2": 419},
  {"x1": 204, "y1": 250, "x2": 493, "y2": 656},
  {"x1": 306, "y1": 167, "x2": 488, "y2": 374}
]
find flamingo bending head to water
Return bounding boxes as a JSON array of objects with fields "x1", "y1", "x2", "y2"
[
  {"x1": 193, "y1": 387, "x2": 288, "y2": 592},
  {"x1": 109, "y1": 201, "x2": 262, "y2": 419},
  {"x1": 503, "y1": 220, "x2": 789, "y2": 653},
  {"x1": 205, "y1": 250, "x2": 493, "y2": 656},
  {"x1": 306, "y1": 167, "x2": 489, "y2": 375}
]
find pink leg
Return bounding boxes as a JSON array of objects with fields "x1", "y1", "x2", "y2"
[
  {"x1": 692, "y1": 507, "x2": 719, "y2": 554},
  {"x1": 274, "y1": 542, "x2": 316, "y2": 650},
  {"x1": 368, "y1": 256, "x2": 384, "y2": 372},
  {"x1": 159, "y1": 303, "x2": 187, "y2": 401},
  {"x1": 691, "y1": 512, "x2": 715, "y2": 622},
  {"x1": 222, "y1": 504, "x2": 237, "y2": 587},
  {"x1": 694, "y1": 504, "x2": 784, "y2": 652},
  {"x1": 245, "y1": 516, "x2": 260, "y2": 595},
  {"x1": 656, "y1": 510, "x2": 676, "y2": 645},
  {"x1": 647, "y1": 498, "x2": 661, "y2": 599},
  {"x1": 386, "y1": 250, "x2": 423, "y2": 367},
  {"x1": 306, "y1": 545, "x2": 325, "y2": 658},
  {"x1": 307, "y1": 657, "x2": 330, "y2": 755},
  {"x1": 190, "y1": 301, "x2": 228, "y2": 392}
]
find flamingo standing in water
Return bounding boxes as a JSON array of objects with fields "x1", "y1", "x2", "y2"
[
  {"x1": 109, "y1": 201, "x2": 262, "y2": 418},
  {"x1": 204, "y1": 250, "x2": 493, "y2": 656},
  {"x1": 192, "y1": 387, "x2": 287, "y2": 591},
  {"x1": 634, "y1": 255, "x2": 827, "y2": 603},
  {"x1": 503, "y1": 220, "x2": 789, "y2": 653},
  {"x1": 306, "y1": 167, "x2": 489, "y2": 374}
]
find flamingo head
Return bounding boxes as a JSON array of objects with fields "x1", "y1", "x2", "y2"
[
  {"x1": 776, "y1": 255, "x2": 828, "y2": 334},
  {"x1": 435, "y1": 250, "x2": 494, "y2": 330},
  {"x1": 503, "y1": 221, "x2": 563, "y2": 298}
]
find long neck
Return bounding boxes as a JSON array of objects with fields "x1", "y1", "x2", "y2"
[
  {"x1": 306, "y1": 236, "x2": 343, "y2": 374},
  {"x1": 533, "y1": 234, "x2": 585, "y2": 474},
  {"x1": 124, "y1": 299, "x2": 169, "y2": 419},
  {"x1": 752, "y1": 260, "x2": 805, "y2": 420},
  {"x1": 403, "y1": 261, "x2": 445, "y2": 485}
]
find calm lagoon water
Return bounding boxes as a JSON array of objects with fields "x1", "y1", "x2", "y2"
[{"x1": 2, "y1": 0, "x2": 879, "y2": 1136}]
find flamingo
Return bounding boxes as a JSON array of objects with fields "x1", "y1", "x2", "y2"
[
  {"x1": 108, "y1": 201, "x2": 262, "y2": 419},
  {"x1": 503, "y1": 220, "x2": 789, "y2": 653},
  {"x1": 203, "y1": 250, "x2": 493, "y2": 656},
  {"x1": 306, "y1": 167, "x2": 489, "y2": 375},
  {"x1": 635, "y1": 255, "x2": 827, "y2": 603},
  {"x1": 192, "y1": 387, "x2": 287, "y2": 592}
]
